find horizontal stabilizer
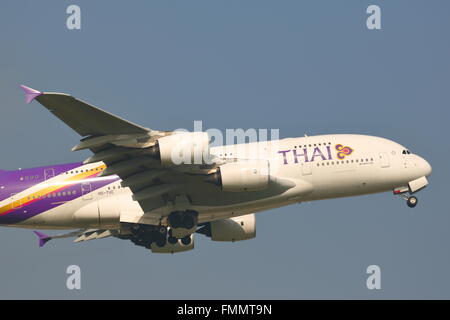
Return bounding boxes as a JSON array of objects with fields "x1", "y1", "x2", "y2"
[
  {"x1": 33, "y1": 231, "x2": 51, "y2": 247},
  {"x1": 32, "y1": 229, "x2": 113, "y2": 247},
  {"x1": 74, "y1": 229, "x2": 115, "y2": 242}
]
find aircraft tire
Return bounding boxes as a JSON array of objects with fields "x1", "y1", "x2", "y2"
[
  {"x1": 168, "y1": 236, "x2": 178, "y2": 244},
  {"x1": 407, "y1": 196, "x2": 418, "y2": 208},
  {"x1": 181, "y1": 235, "x2": 192, "y2": 245}
]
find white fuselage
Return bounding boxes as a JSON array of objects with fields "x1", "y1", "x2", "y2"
[{"x1": 4, "y1": 134, "x2": 431, "y2": 230}]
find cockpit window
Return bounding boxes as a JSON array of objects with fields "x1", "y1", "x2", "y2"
[{"x1": 402, "y1": 150, "x2": 411, "y2": 154}]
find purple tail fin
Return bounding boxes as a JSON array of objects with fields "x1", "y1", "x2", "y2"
[
  {"x1": 33, "y1": 231, "x2": 51, "y2": 247},
  {"x1": 20, "y1": 85, "x2": 42, "y2": 104}
]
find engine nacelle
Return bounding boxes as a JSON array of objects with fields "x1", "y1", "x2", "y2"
[
  {"x1": 207, "y1": 160, "x2": 269, "y2": 192},
  {"x1": 154, "y1": 132, "x2": 210, "y2": 166},
  {"x1": 150, "y1": 234, "x2": 195, "y2": 253},
  {"x1": 206, "y1": 214, "x2": 256, "y2": 242}
]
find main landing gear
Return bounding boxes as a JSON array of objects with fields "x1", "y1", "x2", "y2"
[
  {"x1": 120, "y1": 210, "x2": 199, "y2": 249},
  {"x1": 168, "y1": 210, "x2": 198, "y2": 229},
  {"x1": 167, "y1": 232, "x2": 192, "y2": 245},
  {"x1": 127, "y1": 224, "x2": 167, "y2": 249},
  {"x1": 167, "y1": 210, "x2": 198, "y2": 245}
]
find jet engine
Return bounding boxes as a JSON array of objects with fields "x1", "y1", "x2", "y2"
[
  {"x1": 206, "y1": 160, "x2": 269, "y2": 192},
  {"x1": 149, "y1": 132, "x2": 210, "y2": 166},
  {"x1": 198, "y1": 214, "x2": 256, "y2": 242}
]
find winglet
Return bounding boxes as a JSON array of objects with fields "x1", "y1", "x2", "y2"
[
  {"x1": 33, "y1": 231, "x2": 51, "y2": 247},
  {"x1": 20, "y1": 85, "x2": 42, "y2": 104}
]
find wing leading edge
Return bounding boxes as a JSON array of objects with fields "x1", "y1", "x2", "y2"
[{"x1": 20, "y1": 85, "x2": 150, "y2": 137}]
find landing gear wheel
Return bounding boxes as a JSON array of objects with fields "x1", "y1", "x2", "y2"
[
  {"x1": 181, "y1": 210, "x2": 198, "y2": 229},
  {"x1": 407, "y1": 196, "x2": 418, "y2": 208},
  {"x1": 158, "y1": 226, "x2": 167, "y2": 234},
  {"x1": 168, "y1": 236, "x2": 178, "y2": 245},
  {"x1": 182, "y1": 214, "x2": 196, "y2": 229},
  {"x1": 168, "y1": 211, "x2": 183, "y2": 228},
  {"x1": 155, "y1": 236, "x2": 167, "y2": 247},
  {"x1": 181, "y1": 235, "x2": 192, "y2": 245}
]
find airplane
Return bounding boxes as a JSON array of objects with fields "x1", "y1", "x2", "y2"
[{"x1": 0, "y1": 85, "x2": 432, "y2": 253}]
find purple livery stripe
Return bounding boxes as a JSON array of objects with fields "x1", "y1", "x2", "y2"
[
  {"x1": 0, "y1": 164, "x2": 120, "y2": 224},
  {"x1": 0, "y1": 163, "x2": 83, "y2": 202}
]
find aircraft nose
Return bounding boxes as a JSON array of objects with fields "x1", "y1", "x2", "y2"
[{"x1": 419, "y1": 156, "x2": 432, "y2": 177}]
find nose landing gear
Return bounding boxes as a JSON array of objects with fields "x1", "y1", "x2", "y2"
[
  {"x1": 394, "y1": 189, "x2": 418, "y2": 208},
  {"x1": 406, "y1": 196, "x2": 418, "y2": 208}
]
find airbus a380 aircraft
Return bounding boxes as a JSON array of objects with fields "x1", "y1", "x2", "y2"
[{"x1": 0, "y1": 85, "x2": 432, "y2": 253}]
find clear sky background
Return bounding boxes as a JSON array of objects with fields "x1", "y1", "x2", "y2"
[{"x1": 0, "y1": 0, "x2": 449, "y2": 299}]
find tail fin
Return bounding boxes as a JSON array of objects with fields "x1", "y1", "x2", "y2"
[{"x1": 33, "y1": 231, "x2": 51, "y2": 247}]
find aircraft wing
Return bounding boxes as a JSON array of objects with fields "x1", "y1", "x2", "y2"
[
  {"x1": 20, "y1": 85, "x2": 209, "y2": 220},
  {"x1": 20, "y1": 85, "x2": 150, "y2": 137}
]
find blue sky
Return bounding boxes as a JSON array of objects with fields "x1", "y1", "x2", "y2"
[{"x1": 0, "y1": 1, "x2": 449, "y2": 298}]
